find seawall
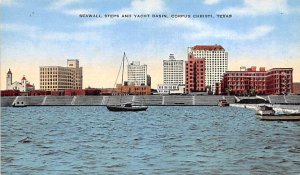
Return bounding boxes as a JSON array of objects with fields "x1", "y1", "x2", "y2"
[
  {"x1": 1, "y1": 95, "x2": 235, "y2": 107},
  {"x1": 1, "y1": 95, "x2": 299, "y2": 107}
]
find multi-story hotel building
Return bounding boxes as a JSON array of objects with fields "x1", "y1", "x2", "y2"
[
  {"x1": 163, "y1": 54, "x2": 185, "y2": 85},
  {"x1": 40, "y1": 59, "x2": 83, "y2": 91},
  {"x1": 188, "y1": 45, "x2": 228, "y2": 93},
  {"x1": 157, "y1": 54, "x2": 186, "y2": 94},
  {"x1": 127, "y1": 61, "x2": 147, "y2": 86},
  {"x1": 185, "y1": 54, "x2": 205, "y2": 94},
  {"x1": 219, "y1": 66, "x2": 293, "y2": 95}
]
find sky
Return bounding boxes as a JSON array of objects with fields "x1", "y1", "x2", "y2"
[{"x1": 1, "y1": 0, "x2": 300, "y2": 89}]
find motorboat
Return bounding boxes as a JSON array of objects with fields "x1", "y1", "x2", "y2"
[
  {"x1": 255, "y1": 105, "x2": 275, "y2": 116},
  {"x1": 12, "y1": 101, "x2": 27, "y2": 107},
  {"x1": 218, "y1": 99, "x2": 229, "y2": 107}
]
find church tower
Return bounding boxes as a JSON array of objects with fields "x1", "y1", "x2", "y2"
[
  {"x1": 6, "y1": 69, "x2": 12, "y2": 89},
  {"x1": 21, "y1": 75, "x2": 27, "y2": 92}
]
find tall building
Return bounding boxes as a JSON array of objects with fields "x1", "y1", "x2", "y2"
[
  {"x1": 127, "y1": 61, "x2": 147, "y2": 86},
  {"x1": 219, "y1": 66, "x2": 293, "y2": 95},
  {"x1": 40, "y1": 59, "x2": 83, "y2": 91},
  {"x1": 6, "y1": 69, "x2": 35, "y2": 91},
  {"x1": 185, "y1": 54, "x2": 205, "y2": 94},
  {"x1": 157, "y1": 54, "x2": 186, "y2": 94},
  {"x1": 163, "y1": 54, "x2": 185, "y2": 85},
  {"x1": 147, "y1": 75, "x2": 151, "y2": 87},
  {"x1": 188, "y1": 45, "x2": 228, "y2": 93}
]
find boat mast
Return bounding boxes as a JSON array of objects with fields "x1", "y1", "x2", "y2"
[
  {"x1": 119, "y1": 52, "x2": 125, "y2": 102},
  {"x1": 121, "y1": 52, "x2": 125, "y2": 87}
]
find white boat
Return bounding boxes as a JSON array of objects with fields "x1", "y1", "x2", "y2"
[
  {"x1": 218, "y1": 99, "x2": 229, "y2": 107},
  {"x1": 13, "y1": 101, "x2": 27, "y2": 107},
  {"x1": 255, "y1": 105, "x2": 275, "y2": 116}
]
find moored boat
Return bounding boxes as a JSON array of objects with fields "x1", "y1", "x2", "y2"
[
  {"x1": 12, "y1": 101, "x2": 27, "y2": 107},
  {"x1": 107, "y1": 102, "x2": 148, "y2": 112},
  {"x1": 256, "y1": 115, "x2": 300, "y2": 121},
  {"x1": 218, "y1": 99, "x2": 229, "y2": 107},
  {"x1": 255, "y1": 105, "x2": 275, "y2": 116},
  {"x1": 106, "y1": 52, "x2": 148, "y2": 112}
]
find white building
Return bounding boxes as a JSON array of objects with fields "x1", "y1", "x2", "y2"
[
  {"x1": 6, "y1": 69, "x2": 35, "y2": 91},
  {"x1": 127, "y1": 61, "x2": 147, "y2": 86},
  {"x1": 188, "y1": 45, "x2": 228, "y2": 93},
  {"x1": 157, "y1": 54, "x2": 186, "y2": 94},
  {"x1": 157, "y1": 84, "x2": 186, "y2": 95},
  {"x1": 163, "y1": 54, "x2": 185, "y2": 84}
]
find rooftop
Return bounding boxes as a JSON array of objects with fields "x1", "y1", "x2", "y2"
[{"x1": 192, "y1": 45, "x2": 224, "y2": 51}]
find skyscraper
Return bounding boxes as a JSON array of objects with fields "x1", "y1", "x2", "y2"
[
  {"x1": 40, "y1": 59, "x2": 83, "y2": 91},
  {"x1": 185, "y1": 54, "x2": 205, "y2": 94},
  {"x1": 188, "y1": 45, "x2": 228, "y2": 93},
  {"x1": 158, "y1": 54, "x2": 186, "y2": 94},
  {"x1": 163, "y1": 54, "x2": 185, "y2": 85},
  {"x1": 127, "y1": 61, "x2": 147, "y2": 86}
]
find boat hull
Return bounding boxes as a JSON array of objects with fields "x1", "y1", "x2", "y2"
[
  {"x1": 255, "y1": 109, "x2": 275, "y2": 116},
  {"x1": 256, "y1": 115, "x2": 300, "y2": 121},
  {"x1": 12, "y1": 101, "x2": 27, "y2": 107},
  {"x1": 106, "y1": 105, "x2": 148, "y2": 112}
]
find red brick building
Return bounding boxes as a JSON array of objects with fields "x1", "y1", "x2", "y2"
[
  {"x1": 1, "y1": 90, "x2": 20, "y2": 96},
  {"x1": 185, "y1": 54, "x2": 206, "y2": 94},
  {"x1": 220, "y1": 66, "x2": 293, "y2": 95},
  {"x1": 293, "y1": 82, "x2": 300, "y2": 94},
  {"x1": 115, "y1": 84, "x2": 151, "y2": 95}
]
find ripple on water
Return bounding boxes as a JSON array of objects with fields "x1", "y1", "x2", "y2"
[{"x1": 1, "y1": 106, "x2": 300, "y2": 174}]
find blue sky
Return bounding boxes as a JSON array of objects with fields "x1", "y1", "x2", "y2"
[{"x1": 1, "y1": 0, "x2": 300, "y2": 89}]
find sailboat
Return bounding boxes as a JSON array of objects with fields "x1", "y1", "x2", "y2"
[{"x1": 106, "y1": 52, "x2": 148, "y2": 112}]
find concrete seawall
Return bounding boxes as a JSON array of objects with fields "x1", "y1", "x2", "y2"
[
  {"x1": 2, "y1": 95, "x2": 299, "y2": 107},
  {"x1": 1, "y1": 95, "x2": 235, "y2": 107}
]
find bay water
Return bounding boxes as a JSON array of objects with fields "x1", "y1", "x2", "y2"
[{"x1": 1, "y1": 106, "x2": 300, "y2": 174}]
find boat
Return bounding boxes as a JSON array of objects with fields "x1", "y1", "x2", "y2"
[
  {"x1": 255, "y1": 105, "x2": 275, "y2": 116},
  {"x1": 107, "y1": 102, "x2": 148, "y2": 112},
  {"x1": 218, "y1": 99, "x2": 229, "y2": 107},
  {"x1": 12, "y1": 101, "x2": 27, "y2": 107},
  {"x1": 256, "y1": 114, "x2": 300, "y2": 121},
  {"x1": 106, "y1": 52, "x2": 148, "y2": 112}
]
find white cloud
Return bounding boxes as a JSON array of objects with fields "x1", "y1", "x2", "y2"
[
  {"x1": 0, "y1": 0, "x2": 18, "y2": 6},
  {"x1": 62, "y1": 8, "x2": 97, "y2": 16},
  {"x1": 130, "y1": 0, "x2": 166, "y2": 13},
  {"x1": 50, "y1": 0, "x2": 83, "y2": 9},
  {"x1": 37, "y1": 31, "x2": 100, "y2": 42},
  {"x1": 161, "y1": 18, "x2": 274, "y2": 41},
  {"x1": 0, "y1": 23, "x2": 39, "y2": 33},
  {"x1": 1, "y1": 23, "x2": 100, "y2": 42},
  {"x1": 218, "y1": 0, "x2": 289, "y2": 16},
  {"x1": 217, "y1": 24, "x2": 273, "y2": 40},
  {"x1": 203, "y1": 0, "x2": 222, "y2": 5},
  {"x1": 49, "y1": 0, "x2": 94, "y2": 16},
  {"x1": 83, "y1": 0, "x2": 166, "y2": 27}
]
